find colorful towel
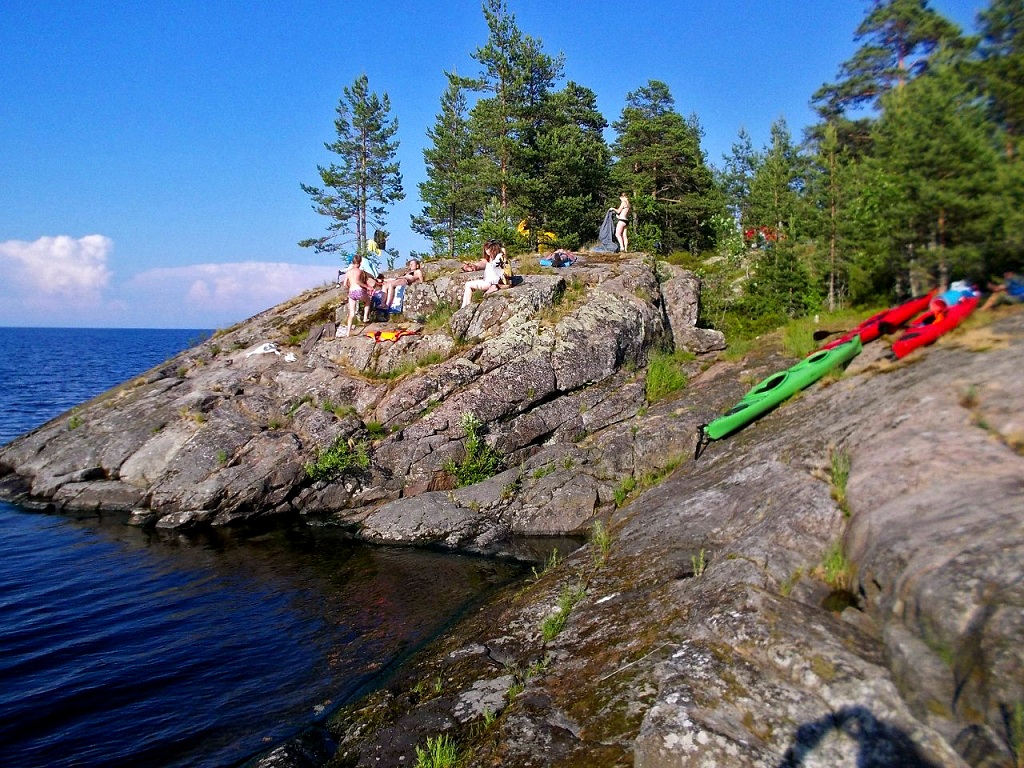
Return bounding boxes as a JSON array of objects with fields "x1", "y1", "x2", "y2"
[{"x1": 365, "y1": 329, "x2": 419, "y2": 343}]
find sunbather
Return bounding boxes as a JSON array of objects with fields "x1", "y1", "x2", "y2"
[{"x1": 382, "y1": 258, "x2": 424, "y2": 309}]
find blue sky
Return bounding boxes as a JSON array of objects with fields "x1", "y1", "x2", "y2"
[{"x1": 0, "y1": 0, "x2": 983, "y2": 329}]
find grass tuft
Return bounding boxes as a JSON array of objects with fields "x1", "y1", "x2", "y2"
[{"x1": 645, "y1": 350, "x2": 694, "y2": 402}]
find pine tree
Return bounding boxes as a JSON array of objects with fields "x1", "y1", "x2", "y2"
[
  {"x1": 530, "y1": 82, "x2": 610, "y2": 249},
  {"x1": 466, "y1": 0, "x2": 563, "y2": 216},
  {"x1": 412, "y1": 72, "x2": 485, "y2": 259},
  {"x1": 869, "y1": 58, "x2": 1002, "y2": 290},
  {"x1": 611, "y1": 80, "x2": 720, "y2": 253},
  {"x1": 745, "y1": 119, "x2": 815, "y2": 318},
  {"x1": 975, "y1": 0, "x2": 1024, "y2": 154},
  {"x1": 300, "y1": 74, "x2": 404, "y2": 263},
  {"x1": 718, "y1": 128, "x2": 760, "y2": 230},
  {"x1": 812, "y1": 0, "x2": 963, "y2": 118}
]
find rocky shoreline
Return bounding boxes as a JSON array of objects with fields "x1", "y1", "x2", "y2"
[{"x1": 2, "y1": 256, "x2": 1022, "y2": 766}]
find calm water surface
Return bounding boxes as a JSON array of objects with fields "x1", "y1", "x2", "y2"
[{"x1": 0, "y1": 328, "x2": 526, "y2": 767}]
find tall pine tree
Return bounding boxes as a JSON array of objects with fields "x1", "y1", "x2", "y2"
[
  {"x1": 300, "y1": 74, "x2": 404, "y2": 262},
  {"x1": 611, "y1": 80, "x2": 720, "y2": 254},
  {"x1": 413, "y1": 72, "x2": 485, "y2": 259}
]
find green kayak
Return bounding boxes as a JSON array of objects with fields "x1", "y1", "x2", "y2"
[{"x1": 697, "y1": 337, "x2": 863, "y2": 453}]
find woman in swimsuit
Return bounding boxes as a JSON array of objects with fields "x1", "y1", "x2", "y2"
[
  {"x1": 382, "y1": 258, "x2": 423, "y2": 310},
  {"x1": 613, "y1": 193, "x2": 630, "y2": 253},
  {"x1": 461, "y1": 248, "x2": 504, "y2": 308}
]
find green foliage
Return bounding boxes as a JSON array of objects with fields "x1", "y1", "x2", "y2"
[
  {"x1": 611, "y1": 81, "x2": 721, "y2": 254},
  {"x1": 300, "y1": 74, "x2": 404, "y2": 257},
  {"x1": 591, "y1": 520, "x2": 612, "y2": 564},
  {"x1": 286, "y1": 395, "x2": 314, "y2": 418},
  {"x1": 67, "y1": 411, "x2": 82, "y2": 431},
  {"x1": 613, "y1": 475, "x2": 637, "y2": 507},
  {"x1": 423, "y1": 300, "x2": 457, "y2": 334},
  {"x1": 304, "y1": 436, "x2": 370, "y2": 482},
  {"x1": 414, "y1": 734, "x2": 459, "y2": 768},
  {"x1": 818, "y1": 541, "x2": 854, "y2": 591},
  {"x1": 443, "y1": 413, "x2": 505, "y2": 487},
  {"x1": 691, "y1": 548, "x2": 708, "y2": 577},
  {"x1": 413, "y1": 73, "x2": 486, "y2": 260},
  {"x1": 321, "y1": 399, "x2": 355, "y2": 418},
  {"x1": 531, "y1": 547, "x2": 561, "y2": 580},
  {"x1": 645, "y1": 350, "x2": 693, "y2": 402},
  {"x1": 540, "y1": 582, "x2": 586, "y2": 641},
  {"x1": 829, "y1": 447, "x2": 852, "y2": 515}
]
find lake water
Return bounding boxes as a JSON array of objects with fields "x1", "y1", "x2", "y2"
[{"x1": 0, "y1": 327, "x2": 525, "y2": 767}]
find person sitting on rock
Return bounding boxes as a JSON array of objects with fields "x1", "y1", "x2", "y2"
[
  {"x1": 382, "y1": 258, "x2": 424, "y2": 310},
  {"x1": 982, "y1": 270, "x2": 1024, "y2": 311},
  {"x1": 462, "y1": 249, "x2": 503, "y2": 308},
  {"x1": 461, "y1": 239, "x2": 507, "y2": 272}
]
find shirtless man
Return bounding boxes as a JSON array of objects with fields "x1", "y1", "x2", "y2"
[{"x1": 341, "y1": 254, "x2": 375, "y2": 337}]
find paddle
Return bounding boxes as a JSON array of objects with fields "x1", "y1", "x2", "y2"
[
  {"x1": 812, "y1": 329, "x2": 842, "y2": 341},
  {"x1": 811, "y1": 320, "x2": 899, "y2": 343}
]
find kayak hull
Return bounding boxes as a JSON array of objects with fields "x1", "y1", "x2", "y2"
[
  {"x1": 891, "y1": 296, "x2": 979, "y2": 359},
  {"x1": 705, "y1": 337, "x2": 863, "y2": 440},
  {"x1": 818, "y1": 291, "x2": 936, "y2": 351}
]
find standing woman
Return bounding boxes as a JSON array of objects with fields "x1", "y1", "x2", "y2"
[{"x1": 613, "y1": 194, "x2": 630, "y2": 253}]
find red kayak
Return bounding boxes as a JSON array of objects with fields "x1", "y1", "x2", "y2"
[
  {"x1": 890, "y1": 295, "x2": 979, "y2": 359},
  {"x1": 818, "y1": 290, "x2": 937, "y2": 351}
]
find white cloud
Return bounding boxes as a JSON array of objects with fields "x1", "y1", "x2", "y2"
[
  {"x1": 0, "y1": 238, "x2": 338, "y2": 327},
  {"x1": 128, "y1": 261, "x2": 338, "y2": 326},
  {"x1": 0, "y1": 235, "x2": 113, "y2": 309}
]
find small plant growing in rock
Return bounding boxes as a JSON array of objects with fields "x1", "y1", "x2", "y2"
[
  {"x1": 286, "y1": 395, "x2": 314, "y2": 418},
  {"x1": 216, "y1": 450, "x2": 228, "y2": 465},
  {"x1": 423, "y1": 300, "x2": 456, "y2": 334},
  {"x1": 443, "y1": 412, "x2": 504, "y2": 488},
  {"x1": 304, "y1": 436, "x2": 370, "y2": 481},
  {"x1": 959, "y1": 384, "x2": 979, "y2": 409},
  {"x1": 414, "y1": 733, "x2": 459, "y2": 768},
  {"x1": 320, "y1": 398, "x2": 355, "y2": 417},
  {"x1": 691, "y1": 548, "x2": 707, "y2": 577},
  {"x1": 645, "y1": 350, "x2": 694, "y2": 402},
  {"x1": 591, "y1": 520, "x2": 612, "y2": 564},
  {"x1": 829, "y1": 447, "x2": 851, "y2": 516},
  {"x1": 613, "y1": 475, "x2": 636, "y2": 507},
  {"x1": 531, "y1": 548, "x2": 561, "y2": 580},
  {"x1": 531, "y1": 463, "x2": 555, "y2": 479},
  {"x1": 816, "y1": 541, "x2": 854, "y2": 591},
  {"x1": 541, "y1": 582, "x2": 586, "y2": 642},
  {"x1": 67, "y1": 411, "x2": 82, "y2": 431}
]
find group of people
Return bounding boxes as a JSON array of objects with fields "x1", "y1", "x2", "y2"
[
  {"x1": 927, "y1": 271, "x2": 1023, "y2": 323},
  {"x1": 335, "y1": 195, "x2": 640, "y2": 335},
  {"x1": 337, "y1": 255, "x2": 423, "y2": 337}
]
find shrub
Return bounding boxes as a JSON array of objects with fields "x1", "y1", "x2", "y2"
[
  {"x1": 443, "y1": 413, "x2": 504, "y2": 488},
  {"x1": 304, "y1": 436, "x2": 370, "y2": 481}
]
